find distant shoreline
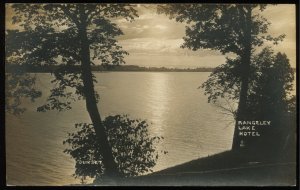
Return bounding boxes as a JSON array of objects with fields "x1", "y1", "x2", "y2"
[
  {"x1": 6, "y1": 64, "x2": 296, "y2": 73},
  {"x1": 5, "y1": 64, "x2": 215, "y2": 73}
]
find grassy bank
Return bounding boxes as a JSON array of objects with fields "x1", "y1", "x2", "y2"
[{"x1": 103, "y1": 149, "x2": 296, "y2": 186}]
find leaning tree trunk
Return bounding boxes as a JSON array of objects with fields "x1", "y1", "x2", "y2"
[
  {"x1": 78, "y1": 8, "x2": 120, "y2": 178},
  {"x1": 232, "y1": 6, "x2": 252, "y2": 150}
]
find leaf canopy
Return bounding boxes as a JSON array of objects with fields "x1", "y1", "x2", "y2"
[
  {"x1": 7, "y1": 3, "x2": 138, "y2": 112},
  {"x1": 158, "y1": 4, "x2": 285, "y2": 55}
]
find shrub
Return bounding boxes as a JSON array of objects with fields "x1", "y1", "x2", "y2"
[{"x1": 63, "y1": 114, "x2": 166, "y2": 183}]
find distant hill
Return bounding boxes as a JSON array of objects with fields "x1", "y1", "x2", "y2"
[{"x1": 5, "y1": 64, "x2": 215, "y2": 73}]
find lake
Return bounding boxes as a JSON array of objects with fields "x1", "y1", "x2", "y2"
[{"x1": 6, "y1": 72, "x2": 236, "y2": 185}]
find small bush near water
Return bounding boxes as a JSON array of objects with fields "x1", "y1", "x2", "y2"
[{"x1": 63, "y1": 115, "x2": 166, "y2": 184}]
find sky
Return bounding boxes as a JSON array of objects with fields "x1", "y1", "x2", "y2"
[
  {"x1": 6, "y1": 4, "x2": 296, "y2": 68},
  {"x1": 116, "y1": 4, "x2": 296, "y2": 68}
]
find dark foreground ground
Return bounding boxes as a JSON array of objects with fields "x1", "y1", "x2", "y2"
[{"x1": 97, "y1": 150, "x2": 296, "y2": 186}]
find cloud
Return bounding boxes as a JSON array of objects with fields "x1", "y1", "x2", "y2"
[
  {"x1": 116, "y1": 4, "x2": 296, "y2": 67},
  {"x1": 5, "y1": 4, "x2": 296, "y2": 68},
  {"x1": 116, "y1": 5, "x2": 185, "y2": 41},
  {"x1": 154, "y1": 24, "x2": 168, "y2": 30},
  {"x1": 119, "y1": 38, "x2": 181, "y2": 55},
  {"x1": 261, "y1": 4, "x2": 296, "y2": 67},
  {"x1": 119, "y1": 37, "x2": 224, "y2": 58}
]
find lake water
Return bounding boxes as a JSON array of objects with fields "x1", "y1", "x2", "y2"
[{"x1": 6, "y1": 72, "x2": 236, "y2": 185}]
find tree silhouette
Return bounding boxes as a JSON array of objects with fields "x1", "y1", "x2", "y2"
[
  {"x1": 201, "y1": 47, "x2": 295, "y2": 155},
  {"x1": 246, "y1": 48, "x2": 295, "y2": 155},
  {"x1": 63, "y1": 115, "x2": 166, "y2": 184},
  {"x1": 5, "y1": 34, "x2": 42, "y2": 115},
  {"x1": 158, "y1": 4, "x2": 285, "y2": 150},
  {"x1": 5, "y1": 72, "x2": 41, "y2": 115},
  {"x1": 7, "y1": 4, "x2": 138, "y2": 178}
]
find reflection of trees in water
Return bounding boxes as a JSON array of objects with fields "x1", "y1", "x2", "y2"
[{"x1": 63, "y1": 114, "x2": 167, "y2": 184}]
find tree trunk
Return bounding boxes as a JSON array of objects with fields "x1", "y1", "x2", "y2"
[
  {"x1": 232, "y1": 6, "x2": 252, "y2": 150},
  {"x1": 78, "y1": 8, "x2": 120, "y2": 178}
]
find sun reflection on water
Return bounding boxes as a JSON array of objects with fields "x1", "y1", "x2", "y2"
[{"x1": 146, "y1": 73, "x2": 170, "y2": 138}]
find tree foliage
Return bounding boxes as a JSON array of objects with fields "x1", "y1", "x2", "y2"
[
  {"x1": 7, "y1": 3, "x2": 139, "y2": 176},
  {"x1": 201, "y1": 57, "x2": 242, "y2": 105},
  {"x1": 157, "y1": 4, "x2": 284, "y2": 55},
  {"x1": 158, "y1": 4, "x2": 287, "y2": 149},
  {"x1": 5, "y1": 32, "x2": 42, "y2": 115},
  {"x1": 5, "y1": 72, "x2": 42, "y2": 115},
  {"x1": 7, "y1": 4, "x2": 138, "y2": 112},
  {"x1": 63, "y1": 115, "x2": 166, "y2": 183},
  {"x1": 202, "y1": 47, "x2": 295, "y2": 153},
  {"x1": 247, "y1": 48, "x2": 295, "y2": 118},
  {"x1": 245, "y1": 48, "x2": 295, "y2": 154},
  {"x1": 202, "y1": 47, "x2": 294, "y2": 115}
]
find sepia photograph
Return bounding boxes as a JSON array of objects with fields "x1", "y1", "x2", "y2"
[{"x1": 4, "y1": 3, "x2": 298, "y2": 186}]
